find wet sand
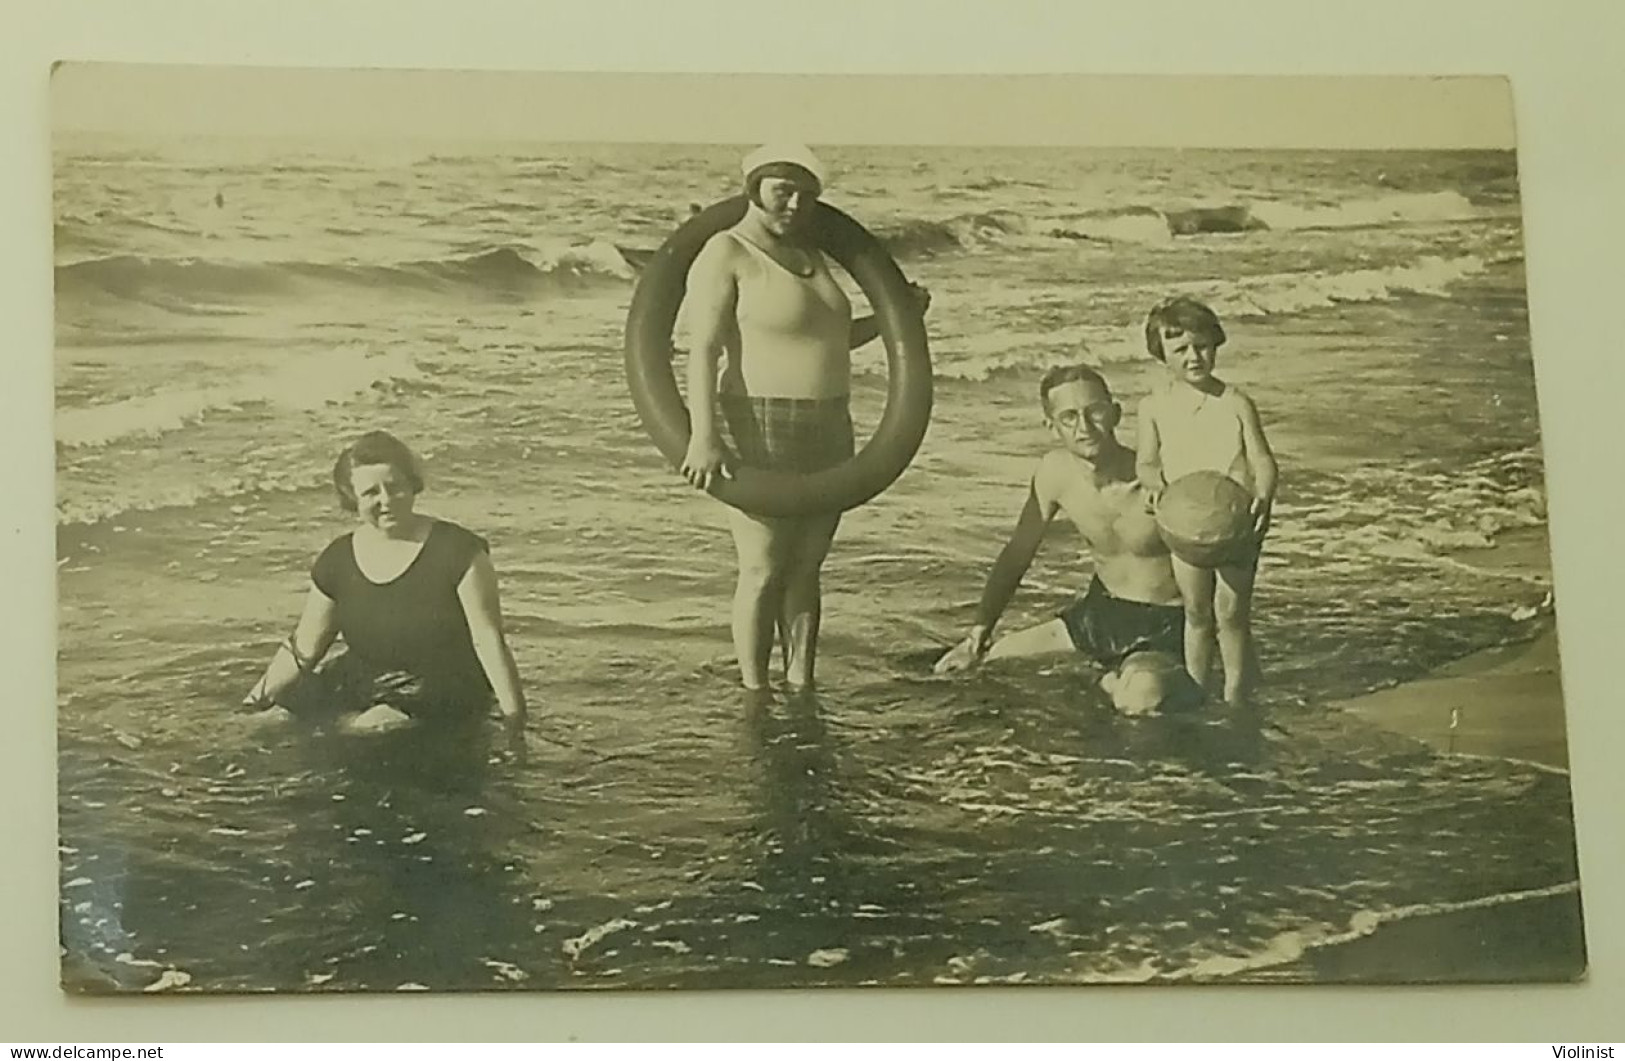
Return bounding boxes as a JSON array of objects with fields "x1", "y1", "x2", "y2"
[
  {"x1": 1287, "y1": 890, "x2": 1586, "y2": 984},
  {"x1": 1341, "y1": 624, "x2": 1570, "y2": 770},
  {"x1": 1243, "y1": 618, "x2": 1586, "y2": 983}
]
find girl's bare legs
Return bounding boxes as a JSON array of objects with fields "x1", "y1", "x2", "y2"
[
  {"x1": 1172, "y1": 557, "x2": 1219, "y2": 695},
  {"x1": 1215, "y1": 557, "x2": 1260, "y2": 708}
]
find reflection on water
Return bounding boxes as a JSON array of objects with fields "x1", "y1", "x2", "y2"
[
  {"x1": 60, "y1": 639, "x2": 1581, "y2": 992},
  {"x1": 61, "y1": 716, "x2": 548, "y2": 993}
]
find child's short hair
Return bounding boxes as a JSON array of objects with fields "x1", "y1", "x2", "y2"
[
  {"x1": 1144, "y1": 297, "x2": 1227, "y2": 361},
  {"x1": 1038, "y1": 363, "x2": 1111, "y2": 413},
  {"x1": 332, "y1": 430, "x2": 425, "y2": 512}
]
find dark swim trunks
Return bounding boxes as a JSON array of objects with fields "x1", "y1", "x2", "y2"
[
  {"x1": 719, "y1": 393, "x2": 855, "y2": 474},
  {"x1": 1058, "y1": 576, "x2": 1185, "y2": 669}
]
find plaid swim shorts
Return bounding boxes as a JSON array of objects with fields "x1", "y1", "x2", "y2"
[{"x1": 719, "y1": 393, "x2": 856, "y2": 474}]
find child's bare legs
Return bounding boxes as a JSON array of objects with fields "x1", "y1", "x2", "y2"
[
  {"x1": 1215, "y1": 558, "x2": 1260, "y2": 708},
  {"x1": 1172, "y1": 557, "x2": 1218, "y2": 694}
]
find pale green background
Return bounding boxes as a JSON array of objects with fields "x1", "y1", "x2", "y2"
[{"x1": 5, "y1": 0, "x2": 1622, "y2": 1042}]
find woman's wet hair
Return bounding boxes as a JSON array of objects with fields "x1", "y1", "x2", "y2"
[
  {"x1": 1039, "y1": 363, "x2": 1111, "y2": 414},
  {"x1": 1144, "y1": 296, "x2": 1227, "y2": 361},
  {"x1": 744, "y1": 161, "x2": 822, "y2": 208},
  {"x1": 332, "y1": 430, "x2": 425, "y2": 512}
]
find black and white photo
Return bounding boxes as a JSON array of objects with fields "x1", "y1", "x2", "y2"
[{"x1": 52, "y1": 64, "x2": 1585, "y2": 994}]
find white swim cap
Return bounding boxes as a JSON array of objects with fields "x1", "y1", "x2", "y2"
[{"x1": 741, "y1": 142, "x2": 827, "y2": 185}]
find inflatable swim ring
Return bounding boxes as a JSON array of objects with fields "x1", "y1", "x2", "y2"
[{"x1": 624, "y1": 196, "x2": 932, "y2": 518}]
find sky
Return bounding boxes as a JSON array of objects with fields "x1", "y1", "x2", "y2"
[{"x1": 50, "y1": 64, "x2": 1516, "y2": 149}]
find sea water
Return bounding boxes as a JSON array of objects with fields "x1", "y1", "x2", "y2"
[{"x1": 55, "y1": 136, "x2": 1579, "y2": 990}]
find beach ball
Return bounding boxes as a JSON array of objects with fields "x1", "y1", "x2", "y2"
[{"x1": 1156, "y1": 471, "x2": 1255, "y2": 568}]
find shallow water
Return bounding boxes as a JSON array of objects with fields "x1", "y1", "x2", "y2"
[{"x1": 55, "y1": 136, "x2": 1580, "y2": 990}]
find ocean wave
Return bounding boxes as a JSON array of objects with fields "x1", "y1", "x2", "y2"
[
  {"x1": 1269, "y1": 445, "x2": 1550, "y2": 571},
  {"x1": 1048, "y1": 205, "x2": 1267, "y2": 244},
  {"x1": 55, "y1": 217, "x2": 122, "y2": 257},
  {"x1": 60, "y1": 189, "x2": 1493, "y2": 308},
  {"x1": 873, "y1": 210, "x2": 1030, "y2": 258},
  {"x1": 55, "y1": 327, "x2": 251, "y2": 349},
  {"x1": 55, "y1": 213, "x2": 208, "y2": 259},
  {"x1": 56, "y1": 467, "x2": 331, "y2": 528},
  {"x1": 1250, "y1": 190, "x2": 1482, "y2": 233},
  {"x1": 55, "y1": 347, "x2": 424, "y2": 451},
  {"x1": 600, "y1": 210, "x2": 1037, "y2": 270},
  {"x1": 765, "y1": 190, "x2": 1486, "y2": 262},
  {"x1": 55, "y1": 241, "x2": 634, "y2": 308},
  {"x1": 1205, "y1": 254, "x2": 1490, "y2": 317},
  {"x1": 1149, "y1": 880, "x2": 1580, "y2": 983},
  {"x1": 949, "y1": 175, "x2": 1050, "y2": 193},
  {"x1": 904, "y1": 254, "x2": 1493, "y2": 382},
  {"x1": 1052, "y1": 190, "x2": 1485, "y2": 244}
]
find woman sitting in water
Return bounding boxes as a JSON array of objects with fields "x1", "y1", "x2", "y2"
[
  {"x1": 678, "y1": 143, "x2": 929, "y2": 697},
  {"x1": 242, "y1": 430, "x2": 527, "y2": 753}
]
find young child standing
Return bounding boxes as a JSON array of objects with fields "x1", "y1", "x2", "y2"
[{"x1": 1135, "y1": 297, "x2": 1279, "y2": 709}]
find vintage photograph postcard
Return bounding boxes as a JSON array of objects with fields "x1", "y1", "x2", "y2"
[{"x1": 53, "y1": 63, "x2": 1585, "y2": 994}]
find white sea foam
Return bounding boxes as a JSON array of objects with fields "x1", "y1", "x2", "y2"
[{"x1": 56, "y1": 347, "x2": 424, "y2": 450}]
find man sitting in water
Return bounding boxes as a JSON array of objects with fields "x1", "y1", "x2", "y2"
[{"x1": 934, "y1": 364, "x2": 1201, "y2": 715}]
